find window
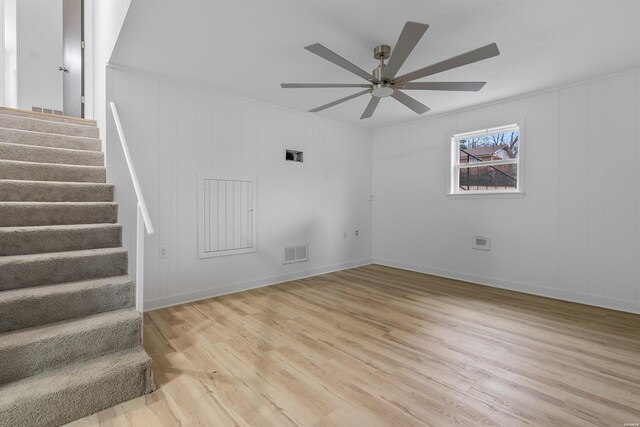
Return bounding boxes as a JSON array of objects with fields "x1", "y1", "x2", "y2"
[
  {"x1": 450, "y1": 124, "x2": 521, "y2": 195},
  {"x1": 198, "y1": 177, "x2": 256, "y2": 258}
]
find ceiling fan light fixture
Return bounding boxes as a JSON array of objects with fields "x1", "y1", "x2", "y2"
[{"x1": 372, "y1": 83, "x2": 394, "y2": 98}]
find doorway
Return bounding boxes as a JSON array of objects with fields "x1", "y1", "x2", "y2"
[{"x1": 0, "y1": 0, "x2": 84, "y2": 117}]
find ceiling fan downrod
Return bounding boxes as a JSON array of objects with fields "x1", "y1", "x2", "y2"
[{"x1": 372, "y1": 45, "x2": 394, "y2": 97}]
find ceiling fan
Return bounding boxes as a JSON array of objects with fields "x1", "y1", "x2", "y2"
[{"x1": 281, "y1": 21, "x2": 500, "y2": 119}]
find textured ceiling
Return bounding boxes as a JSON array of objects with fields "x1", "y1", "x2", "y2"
[{"x1": 112, "y1": 0, "x2": 640, "y2": 129}]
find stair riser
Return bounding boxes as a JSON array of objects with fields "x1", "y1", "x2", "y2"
[
  {"x1": 0, "y1": 204, "x2": 117, "y2": 226},
  {"x1": 0, "y1": 317, "x2": 141, "y2": 384},
  {"x1": 0, "y1": 115, "x2": 99, "y2": 138},
  {"x1": 0, "y1": 160, "x2": 106, "y2": 183},
  {"x1": 0, "y1": 281, "x2": 134, "y2": 333},
  {"x1": 0, "y1": 142, "x2": 104, "y2": 166},
  {"x1": 0, "y1": 108, "x2": 97, "y2": 126},
  {"x1": 0, "y1": 251, "x2": 128, "y2": 291},
  {"x1": 0, "y1": 356, "x2": 152, "y2": 427},
  {"x1": 0, "y1": 128, "x2": 101, "y2": 151},
  {"x1": 0, "y1": 181, "x2": 114, "y2": 202},
  {"x1": 0, "y1": 226, "x2": 122, "y2": 256}
]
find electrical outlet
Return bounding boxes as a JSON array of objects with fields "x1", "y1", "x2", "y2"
[
  {"x1": 159, "y1": 247, "x2": 168, "y2": 258},
  {"x1": 355, "y1": 230, "x2": 359, "y2": 236}
]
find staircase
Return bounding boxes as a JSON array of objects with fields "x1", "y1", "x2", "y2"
[{"x1": 0, "y1": 108, "x2": 154, "y2": 427}]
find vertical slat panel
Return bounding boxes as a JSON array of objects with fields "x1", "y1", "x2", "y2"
[
  {"x1": 218, "y1": 180, "x2": 226, "y2": 250},
  {"x1": 240, "y1": 181, "x2": 249, "y2": 248},
  {"x1": 209, "y1": 180, "x2": 218, "y2": 252},
  {"x1": 203, "y1": 180, "x2": 209, "y2": 252},
  {"x1": 233, "y1": 181, "x2": 242, "y2": 249},
  {"x1": 203, "y1": 178, "x2": 255, "y2": 254},
  {"x1": 248, "y1": 182, "x2": 254, "y2": 247},
  {"x1": 226, "y1": 180, "x2": 234, "y2": 249}
]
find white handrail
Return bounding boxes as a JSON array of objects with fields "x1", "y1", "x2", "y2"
[
  {"x1": 109, "y1": 102, "x2": 154, "y2": 234},
  {"x1": 110, "y1": 102, "x2": 154, "y2": 314}
]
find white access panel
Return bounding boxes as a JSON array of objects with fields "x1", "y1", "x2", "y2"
[{"x1": 198, "y1": 177, "x2": 256, "y2": 258}]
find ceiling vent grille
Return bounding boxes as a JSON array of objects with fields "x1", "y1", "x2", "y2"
[{"x1": 283, "y1": 244, "x2": 309, "y2": 264}]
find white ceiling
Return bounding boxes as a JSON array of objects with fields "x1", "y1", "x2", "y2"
[{"x1": 112, "y1": 0, "x2": 640, "y2": 129}]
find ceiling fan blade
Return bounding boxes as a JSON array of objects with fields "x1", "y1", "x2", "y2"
[
  {"x1": 391, "y1": 91, "x2": 430, "y2": 114},
  {"x1": 383, "y1": 21, "x2": 429, "y2": 80},
  {"x1": 394, "y1": 43, "x2": 500, "y2": 83},
  {"x1": 360, "y1": 96, "x2": 380, "y2": 119},
  {"x1": 309, "y1": 89, "x2": 370, "y2": 113},
  {"x1": 305, "y1": 43, "x2": 373, "y2": 82},
  {"x1": 281, "y1": 83, "x2": 371, "y2": 88},
  {"x1": 401, "y1": 81, "x2": 486, "y2": 91}
]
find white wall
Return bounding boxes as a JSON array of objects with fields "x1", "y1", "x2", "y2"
[
  {"x1": 106, "y1": 66, "x2": 373, "y2": 310},
  {"x1": 17, "y1": 0, "x2": 62, "y2": 111},
  {"x1": 372, "y1": 69, "x2": 640, "y2": 314},
  {"x1": 91, "y1": 0, "x2": 130, "y2": 127}
]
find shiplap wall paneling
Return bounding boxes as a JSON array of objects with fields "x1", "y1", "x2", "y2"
[
  {"x1": 106, "y1": 66, "x2": 372, "y2": 309},
  {"x1": 604, "y1": 73, "x2": 637, "y2": 302},
  {"x1": 131, "y1": 73, "x2": 160, "y2": 302},
  {"x1": 174, "y1": 86, "x2": 199, "y2": 294},
  {"x1": 637, "y1": 71, "x2": 640, "y2": 302},
  {"x1": 558, "y1": 86, "x2": 589, "y2": 294},
  {"x1": 372, "y1": 69, "x2": 640, "y2": 314},
  {"x1": 157, "y1": 80, "x2": 178, "y2": 302},
  {"x1": 587, "y1": 81, "x2": 607, "y2": 298}
]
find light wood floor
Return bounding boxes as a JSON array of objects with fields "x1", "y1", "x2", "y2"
[{"x1": 69, "y1": 265, "x2": 640, "y2": 426}]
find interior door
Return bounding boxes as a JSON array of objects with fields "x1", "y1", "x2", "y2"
[{"x1": 62, "y1": 0, "x2": 82, "y2": 117}]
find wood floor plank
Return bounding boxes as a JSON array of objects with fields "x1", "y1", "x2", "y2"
[{"x1": 68, "y1": 265, "x2": 640, "y2": 426}]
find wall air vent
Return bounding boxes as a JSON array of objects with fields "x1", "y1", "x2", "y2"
[
  {"x1": 285, "y1": 149, "x2": 303, "y2": 163},
  {"x1": 32, "y1": 107, "x2": 63, "y2": 115},
  {"x1": 282, "y1": 244, "x2": 309, "y2": 264},
  {"x1": 472, "y1": 236, "x2": 491, "y2": 251}
]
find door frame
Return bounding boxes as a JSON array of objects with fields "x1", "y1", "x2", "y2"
[{"x1": 12, "y1": 0, "x2": 89, "y2": 117}]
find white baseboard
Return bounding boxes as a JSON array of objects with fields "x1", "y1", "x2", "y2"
[
  {"x1": 144, "y1": 258, "x2": 373, "y2": 311},
  {"x1": 373, "y1": 258, "x2": 640, "y2": 315}
]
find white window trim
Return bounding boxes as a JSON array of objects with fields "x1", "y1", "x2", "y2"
[
  {"x1": 197, "y1": 175, "x2": 257, "y2": 259},
  {"x1": 448, "y1": 123, "x2": 524, "y2": 197}
]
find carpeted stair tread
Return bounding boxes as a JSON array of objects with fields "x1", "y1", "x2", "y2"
[
  {"x1": 0, "y1": 110, "x2": 154, "y2": 424},
  {"x1": 0, "y1": 180, "x2": 114, "y2": 202},
  {"x1": 0, "y1": 107, "x2": 97, "y2": 126},
  {"x1": 0, "y1": 275, "x2": 134, "y2": 333},
  {"x1": 0, "y1": 115, "x2": 99, "y2": 138},
  {"x1": 0, "y1": 223, "x2": 122, "y2": 256},
  {"x1": 0, "y1": 247, "x2": 128, "y2": 291},
  {"x1": 0, "y1": 201, "x2": 117, "y2": 226},
  {"x1": 0, "y1": 347, "x2": 153, "y2": 427},
  {"x1": 0, "y1": 128, "x2": 101, "y2": 151},
  {"x1": 0, "y1": 309, "x2": 141, "y2": 384},
  {"x1": 0, "y1": 159, "x2": 106, "y2": 182},
  {"x1": 0, "y1": 141, "x2": 104, "y2": 166}
]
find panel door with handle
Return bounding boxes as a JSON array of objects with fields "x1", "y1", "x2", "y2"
[{"x1": 62, "y1": 0, "x2": 83, "y2": 117}]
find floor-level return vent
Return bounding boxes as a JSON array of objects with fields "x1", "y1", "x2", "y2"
[{"x1": 283, "y1": 244, "x2": 309, "y2": 264}]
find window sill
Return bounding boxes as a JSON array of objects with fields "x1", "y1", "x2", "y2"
[{"x1": 446, "y1": 191, "x2": 525, "y2": 199}]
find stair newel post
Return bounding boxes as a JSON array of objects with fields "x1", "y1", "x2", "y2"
[{"x1": 136, "y1": 202, "x2": 144, "y2": 314}]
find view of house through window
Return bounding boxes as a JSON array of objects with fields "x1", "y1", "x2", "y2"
[{"x1": 451, "y1": 124, "x2": 520, "y2": 194}]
